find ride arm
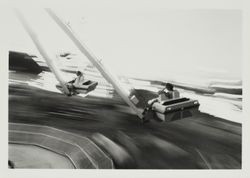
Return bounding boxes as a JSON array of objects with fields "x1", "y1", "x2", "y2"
[
  {"x1": 46, "y1": 9, "x2": 144, "y2": 119},
  {"x1": 14, "y1": 9, "x2": 70, "y2": 95}
]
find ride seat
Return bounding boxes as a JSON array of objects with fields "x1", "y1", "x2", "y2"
[{"x1": 170, "y1": 90, "x2": 180, "y2": 99}]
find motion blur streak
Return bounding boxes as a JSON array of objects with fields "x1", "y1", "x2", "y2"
[{"x1": 9, "y1": 81, "x2": 241, "y2": 169}]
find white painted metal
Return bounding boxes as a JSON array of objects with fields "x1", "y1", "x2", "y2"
[
  {"x1": 46, "y1": 9, "x2": 143, "y2": 119},
  {"x1": 14, "y1": 9, "x2": 70, "y2": 95}
]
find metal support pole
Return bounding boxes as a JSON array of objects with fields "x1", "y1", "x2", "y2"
[
  {"x1": 46, "y1": 8, "x2": 143, "y2": 119},
  {"x1": 14, "y1": 9, "x2": 70, "y2": 95}
]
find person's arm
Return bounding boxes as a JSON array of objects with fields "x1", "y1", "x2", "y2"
[
  {"x1": 68, "y1": 78, "x2": 76, "y2": 83},
  {"x1": 157, "y1": 88, "x2": 165, "y2": 95}
]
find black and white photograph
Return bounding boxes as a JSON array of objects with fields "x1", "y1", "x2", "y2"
[{"x1": 1, "y1": 0, "x2": 250, "y2": 177}]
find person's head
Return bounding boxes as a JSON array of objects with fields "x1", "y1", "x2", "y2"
[
  {"x1": 76, "y1": 71, "x2": 82, "y2": 76},
  {"x1": 165, "y1": 83, "x2": 174, "y2": 91}
]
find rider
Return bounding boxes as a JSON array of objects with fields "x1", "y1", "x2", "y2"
[
  {"x1": 67, "y1": 70, "x2": 85, "y2": 95},
  {"x1": 158, "y1": 83, "x2": 180, "y2": 102},
  {"x1": 142, "y1": 83, "x2": 180, "y2": 123},
  {"x1": 73, "y1": 70, "x2": 85, "y2": 87}
]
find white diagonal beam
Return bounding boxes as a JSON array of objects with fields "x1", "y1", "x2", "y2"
[
  {"x1": 14, "y1": 9, "x2": 70, "y2": 95},
  {"x1": 46, "y1": 8, "x2": 143, "y2": 119}
]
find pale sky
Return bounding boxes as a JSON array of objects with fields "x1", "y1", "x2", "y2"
[{"x1": 7, "y1": 8, "x2": 242, "y2": 83}]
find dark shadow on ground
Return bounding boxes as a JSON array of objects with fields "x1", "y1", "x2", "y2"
[{"x1": 9, "y1": 83, "x2": 242, "y2": 169}]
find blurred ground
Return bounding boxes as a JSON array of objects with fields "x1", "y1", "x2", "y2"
[{"x1": 9, "y1": 83, "x2": 242, "y2": 169}]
